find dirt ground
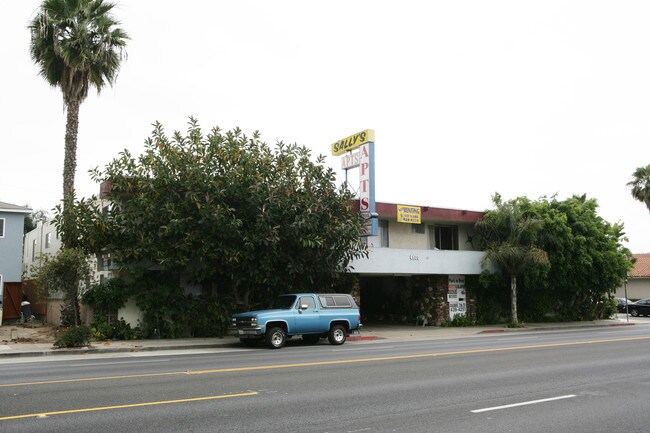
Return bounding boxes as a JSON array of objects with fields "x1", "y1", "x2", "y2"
[{"x1": 0, "y1": 322, "x2": 58, "y2": 344}]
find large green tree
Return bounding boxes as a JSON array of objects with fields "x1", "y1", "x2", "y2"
[
  {"x1": 628, "y1": 164, "x2": 650, "y2": 213},
  {"x1": 475, "y1": 194, "x2": 550, "y2": 324},
  {"x1": 29, "y1": 0, "x2": 128, "y2": 246},
  {"x1": 523, "y1": 195, "x2": 632, "y2": 320},
  {"x1": 74, "y1": 119, "x2": 367, "y2": 314},
  {"x1": 475, "y1": 194, "x2": 632, "y2": 323}
]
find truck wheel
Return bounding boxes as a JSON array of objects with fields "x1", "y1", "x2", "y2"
[
  {"x1": 240, "y1": 338, "x2": 258, "y2": 348},
  {"x1": 302, "y1": 335, "x2": 320, "y2": 345},
  {"x1": 328, "y1": 324, "x2": 347, "y2": 345},
  {"x1": 266, "y1": 327, "x2": 286, "y2": 349}
]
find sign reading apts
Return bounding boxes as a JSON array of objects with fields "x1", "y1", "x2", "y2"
[
  {"x1": 359, "y1": 142, "x2": 374, "y2": 237},
  {"x1": 341, "y1": 150, "x2": 360, "y2": 170},
  {"x1": 333, "y1": 129, "x2": 377, "y2": 237},
  {"x1": 397, "y1": 205, "x2": 421, "y2": 224},
  {"x1": 331, "y1": 129, "x2": 375, "y2": 156}
]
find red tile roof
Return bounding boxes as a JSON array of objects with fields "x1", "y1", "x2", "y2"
[{"x1": 631, "y1": 253, "x2": 650, "y2": 278}]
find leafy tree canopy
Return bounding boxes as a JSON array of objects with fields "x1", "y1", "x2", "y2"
[
  {"x1": 476, "y1": 194, "x2": 632, "y2": 322},
  {"x1": 70, "y1": 119, "x2": 367, "y2": 310},
  {"x1": 32, "y1": 248, "x2": 93, "y2": 327},
  {"x1": 522, "y1": 194, "x2": 632, "y2": 320},
  {"x1": 475, "y1": 193, "x2": 550, "y2": 324}
]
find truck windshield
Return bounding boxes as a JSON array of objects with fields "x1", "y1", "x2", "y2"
[{"x1": 270, "y1": 295, "x2": 297, "y2": 310}]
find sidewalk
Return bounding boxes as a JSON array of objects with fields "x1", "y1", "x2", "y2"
[{"x1": 0, "y1": 316, "x2": 642, "y2": 359}]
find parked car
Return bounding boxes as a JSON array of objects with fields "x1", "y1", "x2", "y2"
[
  {"x1": 616, "y1": 297, "x2": 634, "y2": 313},
  {"x1": 231, "y1": 293, "x2": 362, "y2": 349},
  {"x1": 628, "y1": 298, "x2": 650, "y2": 317}
]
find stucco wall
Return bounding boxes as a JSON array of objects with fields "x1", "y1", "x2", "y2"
[
  {"x1": 616, "y1": 278, "x2": 650, "y2": 300},
  {"x1": 370, "y1": 219, "x2": 477, "y2": 251},
  {"x1": 0, "y1": 212, "x2": 28, "y2": 283}
]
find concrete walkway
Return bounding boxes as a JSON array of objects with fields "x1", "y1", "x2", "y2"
[{"x1": 0, "y1": 316, "x2": 643, "y2": 359}]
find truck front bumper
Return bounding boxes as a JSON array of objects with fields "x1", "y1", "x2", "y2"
[{"x1": 230, "y1": 327, "x2": 263, "y2": 337}]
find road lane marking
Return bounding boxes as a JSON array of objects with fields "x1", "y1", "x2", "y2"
[
  {"x1": 331, "y1": 346, "x2": 396, "y2": 352},
  {"x1": 69, "y1": 359, "x2": 170, "y2": 367},
  {"x1": 471, "y1": 394, "x2": 577, "y2": 413},
  {"x1": 0, "y1": 391, "x2": 258, "y2": 421},
  {"x1": 2, "y1": 335, "x2": 649, "y2": 388},
  {"x1": 494, "y1": 337, "x2": 540, "y2": 341}
]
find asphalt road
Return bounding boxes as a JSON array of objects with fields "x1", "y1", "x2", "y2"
[{"x1": 1, "y1": 325, "x2": 649, "y2": 433}]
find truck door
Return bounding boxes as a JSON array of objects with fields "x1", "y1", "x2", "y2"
[{"x1": 293, "y1": 296, "x2": 320, "y2": 333}]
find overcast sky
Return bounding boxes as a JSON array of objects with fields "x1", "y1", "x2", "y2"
[{"x1": 2, "y1": 1, "x2": 649, "y2": 252}]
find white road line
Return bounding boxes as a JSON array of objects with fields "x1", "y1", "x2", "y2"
[
  {"x1": 331, "y1": 346, "x2": 395, "y2": 352},
  {"x1": 471, "y1": 394, "x2": 577, "y2": 413},
  {"x1": 494, "y1": 337, "x2": 540, "y2": 341},
  {"x1": 70, "y1": 359, "x2": 170, "y2": 367}
]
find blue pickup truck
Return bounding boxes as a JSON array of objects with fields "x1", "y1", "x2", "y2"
[{"x1": 231, "y1": 293, "x2": 362, "y2": 348}]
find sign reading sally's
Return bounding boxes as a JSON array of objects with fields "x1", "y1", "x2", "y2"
[
  {"x1": 331, "y1": 129, "x2": 375, "y2": 156},
  {"x1": 332, "y1": 129, "x2": 377, "y2": 237}
]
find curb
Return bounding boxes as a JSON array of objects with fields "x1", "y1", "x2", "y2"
[
  {"x1": 0, "y1": 341, "x2": 240, "y2": 359},
  {"x1": 347, "y1": 335, "x2": 380, "y2": 341}
]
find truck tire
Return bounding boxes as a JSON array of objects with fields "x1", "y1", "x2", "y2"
[
  {"x1": 266, "y1": 327, "x2": 286, "y2": 349},
  {"x1": 328, "y1": 324, "x2": 347, "y2": 345}
]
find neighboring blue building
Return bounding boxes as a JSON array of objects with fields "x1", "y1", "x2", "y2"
[{"x1": 0, "y1": 201, "x2": 32, "y2": 303}]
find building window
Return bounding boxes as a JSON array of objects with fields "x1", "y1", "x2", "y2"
[
  {"x1": 45, "y1": 232, "x2": 52, "y2": 249},
  {"x1": 411, "y1": 223, "x2": 425, "y2": 234},
  {"x1": 429, "y1": 225, "x2": 459, "y2": 250},
  {"x1": 0, "y1": 218, "x2": 5, "y2": 238},
  {"x1": 32, "y1": 239, "x2": 37, "y2": 261},
  {"x1": 379, "y1": 220, "x2": 389, "y2": 247}
]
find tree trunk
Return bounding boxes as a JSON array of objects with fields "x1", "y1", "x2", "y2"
[
  {"x1": 62, "y1": 99, "x2": 80, "y2": 248},
  {"x1": 510, "y1": 274, "x2": 518, "y2": 324},
  {"x1": 63, "y1": 99, "x2": 80, "y2": 203}
]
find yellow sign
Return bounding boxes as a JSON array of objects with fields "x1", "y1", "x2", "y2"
[
  {"x1": 331, "y1": 129, "x2": 375, "y2": 156},
  {"x1": 397, "y1": 205, "x2": 421, "y2": 224}
]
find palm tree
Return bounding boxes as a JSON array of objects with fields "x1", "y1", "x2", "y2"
[
  {"x1": 475, "y1": 195, "x2": 549, "y2": 324},
  {"x1": 29, "y1": 0, "x2": 128, "y2": 242},
  {"x1": 628, "y1": 164, "x2": 650, "y2": 214}
]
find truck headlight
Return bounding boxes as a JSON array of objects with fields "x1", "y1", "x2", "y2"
[{"x1": 251, "y1": 317, "x2": 257, "y2": 326}]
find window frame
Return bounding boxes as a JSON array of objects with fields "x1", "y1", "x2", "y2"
[
  {"x1": 429, "y1": 224, "x2": 459, "y2": 250},
  {"x1": 411, "y1": 223, "x2": 425, "y2": 234}
]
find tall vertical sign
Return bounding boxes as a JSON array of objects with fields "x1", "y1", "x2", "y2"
[
  {"x1": 359, "y1": 141, "x2": 377, "y2": 236},
  {"x1": 331, "y1": 129, "x2": 376, "y2": 237},
  {"x1": 448, "y1": 275, "x2": 466, "y2": 320}
]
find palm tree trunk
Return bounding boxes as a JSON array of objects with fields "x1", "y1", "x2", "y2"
[
  {"x1": 63, "y1": 99, "x2": 80, "y2": 204},
  {"x1": 510, "y1": 274, "x2": 518, "y2": 324},
  {"x1": 62, "y1": 99, "x2": 80, "y2": 248}
]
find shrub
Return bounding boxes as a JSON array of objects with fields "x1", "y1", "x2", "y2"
[
  {"x1": 53, "y1": 325, "x2": 92, "y2": 348},
  {"x1": 90, "y1": 317, "x2": 142, "y2": 341},
  {"x1": 441, "y1": 314, "x2": 475, "y2": 327}
]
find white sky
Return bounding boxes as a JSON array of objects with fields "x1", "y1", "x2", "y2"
[{"x1": 2, "y1": 1, "x2": 649, "y2": 252}]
